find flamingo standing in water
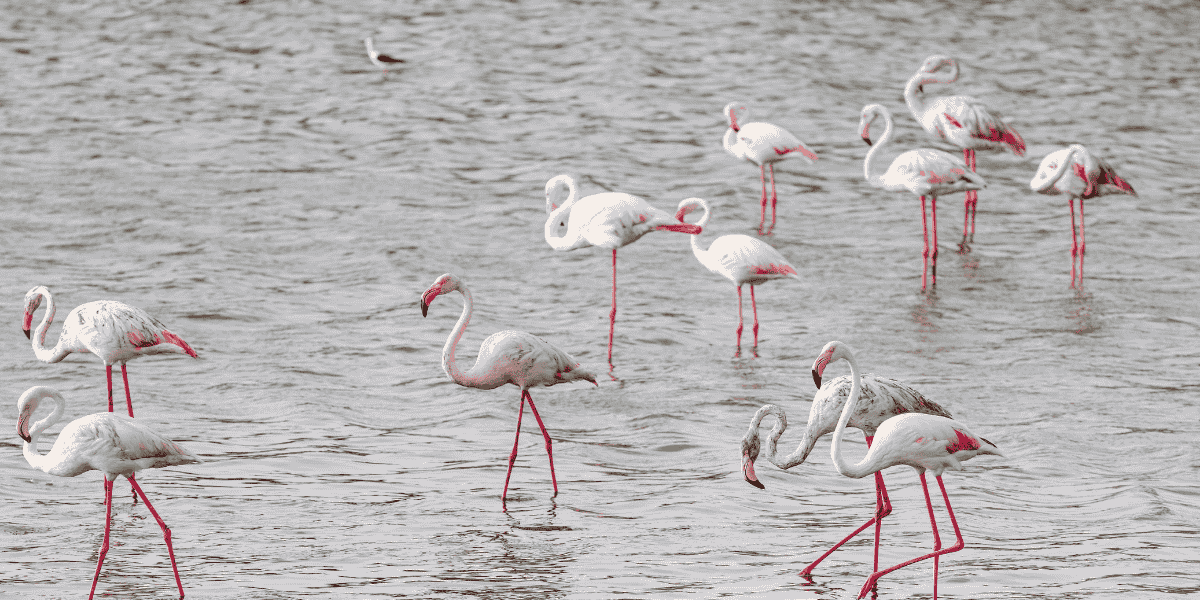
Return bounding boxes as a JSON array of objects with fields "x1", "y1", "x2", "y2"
[
  {"x1": 420, "y1": 273, "x2": 597, "y2": 505},
  {"x1": 22, "y1": 286, "x2": 198, "y2": 418},
  {"x1": 741, "y1": 373, "x2": 953, "y2": 577},
  {"x1": 364, "y1": 37, "x2": 405, "y2": 75},
  {"x1": 904, "y1": 56, "x2": 1025, "y2": 250},
  {"x1": 722, "y1": 103, "x2": 819, "y2": 234},
  {"x1": 543, "y1": 175, "x2": 701, "y2": 366},
  {"x1": 16, "y1": 386, "x2": 201, "y2": 600},
  {"x1": 812, "y1": 341, "x2": 1002, "y2": 599},
  {"x1": 859, "y1": 104, "x2": 986, "y2": 290},
  {"x1": 674, "y1": 197, "x2": 799, "y2": 353},
  {"x1": 1030, "y1": 144, "x2": 1137, "y2": 288}
]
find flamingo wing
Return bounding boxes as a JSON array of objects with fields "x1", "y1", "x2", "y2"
[
  {"x1": 471, "y1": 330, "x2": 594, "y2": 390},
  {"x1": 71, "y1": 301, "x2": 196, "y2": 363},
  {"x1": 810, "y1": 374, "x2": 952, "y2": 438},
  {"x1": 869, "y1": 413, "x2": 1001, "y2": 476},
  {"x1": 43, "y1": 413, "x2": 200, "y2": 478},
  {"x1": 885, "y1": 149, "x2": 986, "y2": 197},
  {"x1": 707, "y1": 235, "x2": 798, "y2": 285},
  {"x1": 574, "y1": 193, "x2": 679, "y2": 248},
  {"x1": 926, "y1": 96, "x2": 1025, "y2": 155},
  {"x1": 736, "y1": 122, "x2": 816, "y2": 164}
]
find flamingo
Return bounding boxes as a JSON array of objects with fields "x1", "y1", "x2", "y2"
[
  {"x1": 674, "y1": 197, "x2": 799, "y2": 353},
  {"x1": 22, "y1": 286, "x2": 198, "y2": 418},
  {"x1": 859, "y1": 104, "x2": 987, "y2": 290},
  {"x1": 17, "y1": 386, "x2": 201, "y2": 600},
  {"x1": 813, "y1": 341, "x2": 1002, "y2": 599},
  {"x1": 420, "y1": 273, "x2": 597, "y2": 504},
  {"x1": 741, "y1": 374, "x2": 953, "y2": 577},
  {"x1": 364, "y1": 37, "x2": 405, "y2": 74},
  {"x1": 722, "y1": 103, "x2": 819, "y2": 234},
  {"x1": 904, "y1": 55, "x2": 1025, "y2": 249},
  {"x1": 543, "y1": 175, "x2": 701, "y2": 366},
  {"x1": 1030, "y1": 144, "x2": 1137, "y2": 288}
]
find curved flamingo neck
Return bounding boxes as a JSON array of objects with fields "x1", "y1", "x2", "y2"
[
  {"x1": 830, "y1": 350, "x2": 874, "y2": 479},
  {"x1": 863, "y1": 108, "x2": 893, "y2": 188},
  {"x1": 29, "y1": 289, "x2": 66, "y2": 363},
  {"x1": 21, "y1": 393, "x2": 66, "y2": 472},
  {"x1": 683, "y1": 199, "x2": 719, "y2": 272},
  {"x1": 753, "y1": 404, "x2": 821, "y2": 471},
  {"x1": 440, "y1": 287, "x2": 486, "y2": 388},
  {"x1": 544, "y1": 177, "x2": 586, "y2": 251}
]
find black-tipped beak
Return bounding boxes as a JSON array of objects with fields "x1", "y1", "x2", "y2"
[
  {"x1": 918, "y1": 84, "x2": 924, "y2": 93},
  {"x1": 420, "y1": 301, "x2": 429, "y2": 317},
  {"x1": 746, "y1": 476, "x2": 765, "y2": 490},
  {"x1": 23, "y1": 328, "x2": 31, "y2": 340},
  {"x1": 812, "y1": 369, "x2": 822, "y2": 389},
  {"x1": 861, "y1": 136, "x2": 872, "y2": 146},
  {"x1": 19, "y1": 432, "x2": 31, "y2": 443}
]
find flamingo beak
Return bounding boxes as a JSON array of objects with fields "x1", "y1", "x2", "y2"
[
  {"x1": 812, "y1": 369, "x2": 822, "y2": 389},
  {"x1": 742, "y1": 452, "x2": 765, "y2": 489},
  {"x1": 861, "y1": 135, "x2": 872, "y2": 147},
  {"x1": 918, "y1": 84, "x2": 924, "y2": 93},
  {"x1": 23, "y1": 328, "x2": 30, "y2": 340},
  {"x1": 420, "y1": 300, "x2": 429, "y2": 317}
]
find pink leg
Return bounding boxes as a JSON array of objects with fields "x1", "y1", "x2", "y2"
[
  {"x1": 931, "y1": 196, "x2": 939, "y2": 288},
  {"x1": 523, "y1": 392, "x2": 558, "y2": 497},
  {"x1": 106, "y1": 365, "x2": 115, "y2": 413},
  {"x1": 735, "y1": 285, "x2": 744, "y2": 352},
  {"x1": 768, "y1": 164, "x2": 778, "y2": 232},
  {"x1": 128, "y1": 475, "x2": 185, "y2": 599},
  {"x1": 759, "y1": 165, "x2": 768, "y2": 234},
  {"x1": 800, "y1": 437, "x2": 892, "y2": 578},
  {"x1": 608, "y1": 249, "x2": 617, "y2": 366},
  {"x1": 1077, "y1": 199, "x2": 1086, "y2": 287},
  {"x1": 856, "y1": 473, "x2": 964, "y2": 600},
  {"x1": 1069, "y1": 198, "x2": 1078, "y2": 287},
  {"x1": 920, "y1": 196, "x2": 929, "y2": 290},
  {"x1": 964, "y1": 149, "x2": 978, "y2": 243},
  {"x1": 502, "y1": 393, "x2": 527, "y2": 504},
  {"x1": 121, "y1": 363, "x2": 134, "y2": 418},
  {"x1": 89, "y1": 479, "x2": 115, "y2": 600},
  {"x1": 749, "y1": 285, "x2": 759, "y2": 347}
]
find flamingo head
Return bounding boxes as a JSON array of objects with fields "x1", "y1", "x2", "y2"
[
  {"x1": 857, "y1": 105, "x2": 884, "y2": 146},
  {"x1": 740, "y1": 426, "x2": 765, "y2": 489},
  {"x1": 812, "y1": 340, "x2": 853, "y2": 389},
  {"x1": 723, "y1": 102, "x2": 747, "y2": 132},
  {"x1": 1030, "y1": 146, "x2": 1077, "y2": 194},
  {"x1": 913, "y1": 55, "x2": 958, "y2": 93},
  {"x1": 22, "y1": 286, "x2": 49, "y2": 337},
  {"x1": 420, "y1": 273, "x2": 461, "y2": 317},
  {"x1": 15, "y1": 386, "x2": 60, "y2": 443},
  {"x1": 673, "y1": 197, "x2": 709, "y2": 230}
]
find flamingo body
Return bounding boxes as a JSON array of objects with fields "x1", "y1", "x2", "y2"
[
  {"x1": 544, "y1": 175, "x2": 700, "y2": 365},
  {"x1": 420, "y1": 273, "x2": 596, "y2": 503},
  {"x1": 17, "y1": 386, "x2": 199, "y2": 599},
  {"x1": 1031, "y1": 144, "x2": 1136, "y2": 287},
  {"x1": 813, "y1": 341, "x2": 1002, "y2": 599},
  {"x1": 859, "y1": 104, "x2": 985, "y2": 289},
  {"x1": 722, "y1": 103, "x2": 818, "y2": 233},
  {"x1": 23, "y1": 286, "x2": 198, "y2": 417}
]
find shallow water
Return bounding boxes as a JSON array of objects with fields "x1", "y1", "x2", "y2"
[{"x1": 1, "y1": 0, "x2": 1198, "y2": 598}]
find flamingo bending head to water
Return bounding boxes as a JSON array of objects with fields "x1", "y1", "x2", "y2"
[
  {"x1": 813, "y1": 341, "x2": 1002, "y2": 599},
  {"x1": 17, "y1": 386, "x2": 201, "y2": 600},
  {"x1": 722, "y1": 103, "x2": 819, "y2": 234},
  {"x1": 420, "y1": 273, "x2": 597, "y2": 505},
  {"x1": 1030, "y1": 144, "x2": 1137, "y2": 288},
  {"x1": 22, "y1": 286, "x2": 198, "y2": 418},
  {"x1": 543, "y1": 174, "x2": 701, "y2": 367},
  {"x1": 905, "y1": 56, "x2": 1024, "y2": 249},
  {"x1": 741, "y1": 369, "x2": 953, "y2": 577},
  {"x1": 674, "y1": 197, "x2": 799, "y2": 353},
  {"x1": 859, "y1": 104, "x2": 986, "y2": 290}
]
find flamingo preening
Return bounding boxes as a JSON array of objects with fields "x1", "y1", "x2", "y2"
[
  {"x1": 1030, "y1": 144, "x2": 1137, "y2": 288},
  {"x1": 905, "y1": 56, "x2": 1025, "y2": 250},
  {"x1": 722, "y1": 103, "x2": 819, "y2": 234},
  {"x1": 859, "y1": 104, "x2": 986, "y2": 290},
  {"x1": 741, "y1": 373, "x2": 953, "y2": 577},
  {"x1": 22, "y1": 286, "x2": 198, "y2": 418},
  {"x1": 420, "y1": 273, "x2": 597, "y2": 505},
  {"x1": 674, "y1": 197, "x2": 799, "y2": 353},
  {"x1": 364, "y1": 37, "x2": 405, "y2": 74},
  {"x1": 813, "y1": 341, "x2": 1002, "y2": 599},
  {"x1": 543, "y1": 174, "x2": 701, "y2": 366},
  {"x1": 17, "y1": 386, "x2": 201, "y2": 600}
]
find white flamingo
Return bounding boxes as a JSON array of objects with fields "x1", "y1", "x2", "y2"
[
  {"x1": 905, "y1": 56, "x2": 1025, "y2": 248},
  {"x1": 1030, "y1": 144, "x2": 1137, "y2": 288},
  {"x1": 364, "y1": 37, "x2": 405, "y2": 74},
  {"x1": 420, "y1": 273, "x2": 597, "y2": 504},
  {"x1": 543, "y1": 174, "x2": 701, "y2": 366},
  {"x1": 17, "y1": 386, "x2": 201, "y2": 600},
  {"x1": 813, "y1": 341, "x2": 1002, "y2": 600},
  {"x1": 22, "y1": 286, "x2": 198, "y2": 418},
  {"x1": 859, "y1": 104, "x2": 987, "y2": 290},
  {"x1": 722, "y1": 102, "x2": 819, "y2": 234},
  {"x1": 741, "y1": 374, "x2": 953, "y2": 577},
  {"x1": 674, "y1": 197, "x2": 799, "y2": 352}
]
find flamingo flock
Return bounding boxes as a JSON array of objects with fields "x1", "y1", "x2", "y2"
[{"x1": 8, "y1": 49, "x2": 1139, "y2": 599}]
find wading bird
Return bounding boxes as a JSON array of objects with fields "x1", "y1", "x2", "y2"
[
  {"x1": 722, "y1": 102, "x2": 819, "y2": 234},
  {"x1": 364, "y1": 37, "x2": 405, "y2": 75}
]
